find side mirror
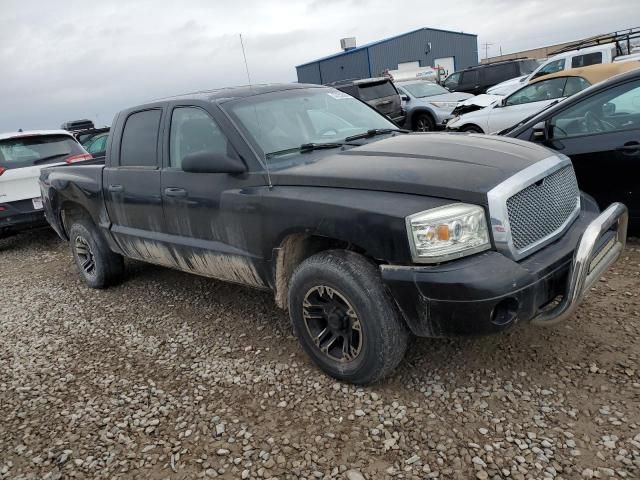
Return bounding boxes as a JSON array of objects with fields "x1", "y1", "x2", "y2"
[
  {"x1": 531, "y1": 121, "x2": 548, "y2": 141},
  {"x1": 182, "y1": 151, "x2": 246, "y2": 174},
  {"x1": 401, "y1": 94, "x2": 410, "y2": 102}
]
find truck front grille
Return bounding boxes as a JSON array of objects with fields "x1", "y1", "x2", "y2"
[{"x1": 506, "y1": 165, "x2": 580, "y2": 251}]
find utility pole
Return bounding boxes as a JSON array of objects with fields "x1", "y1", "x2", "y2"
[{"x1": 482, "y1": 42, "x2": 494, "y2": 61}]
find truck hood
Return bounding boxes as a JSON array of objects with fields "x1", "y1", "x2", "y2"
[{"x1": 270, "y1": 133, "x2": 554, "y2": 204}]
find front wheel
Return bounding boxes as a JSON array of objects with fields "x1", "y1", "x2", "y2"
[
  {"x1": 288, "y1": 250, "x2": 410, "y2": 384},
  {"x1": 413, "y1": 113, "x2": 435, "y2": 132}
]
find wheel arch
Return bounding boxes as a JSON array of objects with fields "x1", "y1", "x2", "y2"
[
  {"x1": 459, "y1": 123, "x2": 485, "y2": 133},
  {"x1": 272, "y1": 232, "x2": 371, "y2": 310}
]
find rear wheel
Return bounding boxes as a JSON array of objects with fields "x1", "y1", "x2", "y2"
[
  {"x1": 413, "y1": 113, "x2": 435, "y2": 132},
  {"x1": 288, "y1": 250, "x2": 410, "y2": 384},
  {"x1": 69, "y1": 219, "x2": 123, "y2": 288},
  {"x1": 461, "y1": 124, "x2": 484, "y2": 134}
]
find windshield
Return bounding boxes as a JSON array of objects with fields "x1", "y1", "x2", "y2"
[
  {"x1": 400, "y1": 82, "x2": 449, "y2": 98},
  {"x1": 223, "y1": 87, "x2": 396, "y2": 163},
  {"x1": 0, "y1": 134, "x2": 83, "y2": 170}
]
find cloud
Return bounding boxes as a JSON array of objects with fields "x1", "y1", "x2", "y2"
[{"x1": 0, "y1": 0, "x2": 636, "y2": 131}]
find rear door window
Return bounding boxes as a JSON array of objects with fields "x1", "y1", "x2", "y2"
[
  {"x1": 120, "y1": 109, "x2": 161, "y2": 167},
  {"x1": 460, "y1": 70, "x2": 479, "y2": 86},
  {"x1": 0, "y1": 135, "x2": 84, "y2": 170},
  {"x1": 357, "y1": 81, "x2": 397, "y2": 101},
  {"x1": 571, "y1": 52, "x2": 603, "y2": 68},
  {"x1": 519, "y1": 60, "x2": 540, "y2": 74},
  {"x1": 484, "y1": 64, "x2": 515, "y2": 84}
]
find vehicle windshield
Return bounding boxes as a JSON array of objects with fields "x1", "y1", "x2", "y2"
[
  {"x1": 0, "y1": 134, "x2": 83, "y2": 170},
  {"x1": 400, "y1": 82, "x2": 450, "y2": 98},
  {"x1": 223, "y1": 87, "x2": 396, "y2": 164}
]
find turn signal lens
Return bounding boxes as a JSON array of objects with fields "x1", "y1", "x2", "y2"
[
  {"x1": 0, "y1": 166, "x2": 6, "y2": 176},
  {"x1": 436, "y1": 224, "x2": 450, "y2": 241}
]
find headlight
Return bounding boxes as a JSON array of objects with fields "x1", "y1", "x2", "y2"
[
  {"x1": 430, "y1": 101, "x2": 458, "y2": 110},
  {"x1": 447, "y1": 116, "x2": 461, "y2": 127},
  {"x1": 406, "y1": 203, "x2": 490, "y2": 263}
]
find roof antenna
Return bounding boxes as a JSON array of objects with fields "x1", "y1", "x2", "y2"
[{"x1": 240, "y1": 33, "x2": 272, "y2": 189}]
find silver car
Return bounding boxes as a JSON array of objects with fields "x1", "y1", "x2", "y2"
[{"x1": 396, "y1": 80, "x2": 474, "y2": 131}]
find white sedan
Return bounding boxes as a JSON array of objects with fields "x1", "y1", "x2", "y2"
[{"x1": 447, "y1": 75, "x2": 590, "y2": 134}]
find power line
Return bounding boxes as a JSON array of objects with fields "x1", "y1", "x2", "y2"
[{"x1": 481, "y1": 42, "x2": 494, "y2": 60}]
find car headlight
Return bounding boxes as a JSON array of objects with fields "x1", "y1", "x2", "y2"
[
  {"x1": 430, "y1": 101, "x2": 458, "y2": 110},
  {"x1": 406, "y1": 203, "x2": 490, "y2": 263}
]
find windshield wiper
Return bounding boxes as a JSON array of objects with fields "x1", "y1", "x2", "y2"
[
  {"x1": 300, "y1": 142, "x2": 346, "y2": 152},
  {"x1": 344, "y1": 128, "x2": 410, "y2": 142},
  {"x1": 266, "y1": 142, "x2": 357, "y2": 159}
]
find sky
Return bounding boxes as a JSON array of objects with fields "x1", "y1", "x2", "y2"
[{"x1": 0, "y1": 0, "x2": 637, "y2": 131}]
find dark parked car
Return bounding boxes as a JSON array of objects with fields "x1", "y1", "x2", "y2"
[
  {"x1": 40, "y1": 83, "x2": 627, "y2": 384},
  {"x1": 504, "y1": 67, "x2": 640, "y2": 232},
  {"x1": 83, "y1": 131, "x2": 110, "y2": 158},
  {"x1": 75, "y1": 127, "x2": 110, "y2": 148},
  {"x1": 328, "y1": 77, "x2": 405, "y2": 125},
  {"x1": 443, "y1": 59, "x2": 540, "y2": 95},
  {"x1": 61, "y1": 119, "x2": 95, "y2": 132}
]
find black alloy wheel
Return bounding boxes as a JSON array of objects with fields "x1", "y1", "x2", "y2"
[{"x1": 302, "y1": 285, "x2": 363, "y2": 363}]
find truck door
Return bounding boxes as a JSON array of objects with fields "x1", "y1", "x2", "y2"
[
  {"x1": 159, "y1": 104, "x2": 267, "y2": 288},
  {"x1": 103, "y1": 107, "x2": 166, "y2": 258}
]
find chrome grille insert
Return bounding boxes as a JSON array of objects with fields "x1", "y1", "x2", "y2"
[
  {"x1": 506, "y1": 166, "x2": 580, "y2": 251},
  {"x1": 487, "y1": 155, "x2": 581, "y2": 262}
]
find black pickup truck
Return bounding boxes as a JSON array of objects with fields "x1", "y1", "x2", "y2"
[{"x1": 40, "y1": 83, "x2": 628, "y2": 384}]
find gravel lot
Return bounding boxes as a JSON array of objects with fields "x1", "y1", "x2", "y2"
[{"x1": 1, "y1": 229, "x2": 639, "y2": 480}]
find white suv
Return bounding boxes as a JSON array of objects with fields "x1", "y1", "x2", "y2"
[{"x1": 0, "y1": 130, "x2": 90, "y2": 238}]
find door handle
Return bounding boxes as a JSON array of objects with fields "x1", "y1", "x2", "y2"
[
  {"x1": 164, "y1": 187, "x2": 188, "y2": 197},
  {"x1": 616, "y1": 142, "x2": 640, "y2": 155},
  {"x1": 378, "y1": 100, "x2": 392, "y2": 105},
  {"x1": 108, "y1": 184, "x2": 123, "y2": 192}
]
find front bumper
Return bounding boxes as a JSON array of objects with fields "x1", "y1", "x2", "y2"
[
  {"x1": 381, "y1": 199, "x2": 628, "y2": 337},
  {"x1": 0, "y1": 199, "x2": 47, "y2": 237}
]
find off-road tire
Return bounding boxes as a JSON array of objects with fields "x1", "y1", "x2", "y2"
[
  {"x1": 288, "y1": 250, "x2": 410, "y2": 384},
  {"x1": 69, "y1": 219, "x2": 124, "y2": 289}
]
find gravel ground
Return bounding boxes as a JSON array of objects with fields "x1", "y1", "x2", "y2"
[{"x1": 1, "y1": 229, "x2": 639, "y2": 480}]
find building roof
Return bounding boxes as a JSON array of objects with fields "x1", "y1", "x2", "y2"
[
  {"x1": 529, "y1": 60, "x2": 640, "y2": 85},
  {"x1": 296, "y1": 27, "x2": 477, "y2": 68}
]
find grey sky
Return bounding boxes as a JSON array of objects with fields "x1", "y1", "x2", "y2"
[{"x1": 0, "y1": 0, "x2": 636, "y2": 131}]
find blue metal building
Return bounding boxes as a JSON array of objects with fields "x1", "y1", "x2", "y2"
[{"x1": 296, "y1": 28, "x2": 478, "y2": 84}]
